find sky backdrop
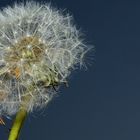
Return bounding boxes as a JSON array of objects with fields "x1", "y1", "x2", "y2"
[{"x1": 1, "y1": 0, "x2": 140, "y2": 140}]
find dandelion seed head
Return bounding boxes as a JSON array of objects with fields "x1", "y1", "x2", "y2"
[{"x1": 0, "y1": 1, "x2": 92, "y2": 117}]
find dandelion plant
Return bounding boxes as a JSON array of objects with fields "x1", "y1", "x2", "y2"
[{"x1": 0, "y1": 1, "x2": 92, "y2": 140}]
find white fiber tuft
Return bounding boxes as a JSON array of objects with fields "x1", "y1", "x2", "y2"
[{"x1": 0, "y1": 1, "x2": 92, "y2": 117}]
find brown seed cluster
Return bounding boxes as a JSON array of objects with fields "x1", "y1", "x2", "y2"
[{"x1": 4, "y1": 36, "x2": 46, "y2": 80}]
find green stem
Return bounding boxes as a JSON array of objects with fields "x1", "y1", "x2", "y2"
[
  {"x1": 8, "y1": 107, "x2": 27, "y2": 140},
  {"x1": 8, "y1": 85, "x2": 33, "y2": 140}
]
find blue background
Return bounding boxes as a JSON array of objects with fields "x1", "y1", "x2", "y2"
[{"x1": 1, "y1": 0, "x2": 140, "y2": 140}]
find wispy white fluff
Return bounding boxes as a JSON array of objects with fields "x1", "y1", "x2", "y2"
[{"x1": 0, "y1": 1, "x2": 92, "y2": 117}]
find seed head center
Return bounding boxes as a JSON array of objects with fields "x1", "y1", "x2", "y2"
[{"x1": 4, "y1": 36, "x2": 46, "y2": 79}]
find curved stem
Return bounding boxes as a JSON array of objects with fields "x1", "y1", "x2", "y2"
[
  {"x1": 8, "y1": 85, "x2": 34, "y2": 140},
  {"x1": 8, "y1": 108, "x2": 27, "y2": 140}
]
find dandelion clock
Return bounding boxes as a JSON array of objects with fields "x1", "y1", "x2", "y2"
[{"x1": 0, "y1": 1, "x2": 93, "y2": 140}]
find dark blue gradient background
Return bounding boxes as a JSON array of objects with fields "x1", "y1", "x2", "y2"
[{"x1": 0, "y1": 0, "x2": 140, "y2": 140}]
